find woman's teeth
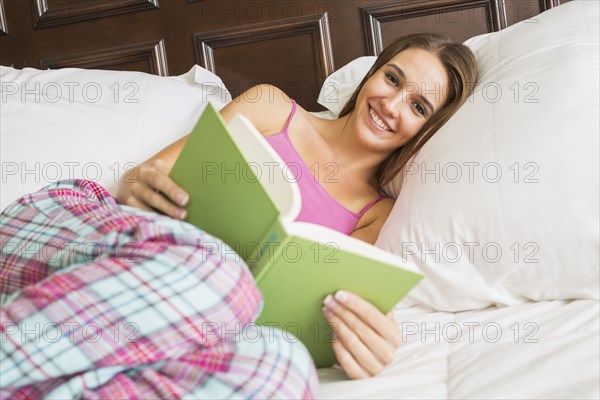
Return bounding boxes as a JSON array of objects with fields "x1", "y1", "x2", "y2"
[{"x1": 369, "y1": 107, "x2": 392, "y2": 132}]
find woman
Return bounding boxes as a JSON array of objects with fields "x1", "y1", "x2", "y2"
[
  {"x1": 116, "y1": 33, "x2": 477, "y2": 380},
  {"x1": 1, "y1": 34, "x2": 477, "y2": 399}
]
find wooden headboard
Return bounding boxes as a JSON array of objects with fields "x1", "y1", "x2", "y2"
[{"x1": 0, "y1": 0, "x2": 569, "y2": 111}]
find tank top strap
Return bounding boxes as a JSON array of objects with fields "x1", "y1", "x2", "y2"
[
  {"x1": 281, "y1": 99, "x2": 297, "y2": 133},
  {"x1": 358, "y1": 194, "x2": 387, "y2": 216}
]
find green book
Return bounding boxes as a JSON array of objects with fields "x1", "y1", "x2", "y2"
[{"x1": 169, "y1": 102, "x2": 424, "y2": 368}]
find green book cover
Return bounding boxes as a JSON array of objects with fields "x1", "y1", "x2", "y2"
[{"x1": 169, "y1": 102, "x2": 424, "y2": 368}]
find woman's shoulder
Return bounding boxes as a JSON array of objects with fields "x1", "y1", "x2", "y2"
[
  {"x1": 368, "y1": 196, "x2": 395, "y2": 219},
  {"x1": 351, "y1": 196, "x2": 395, "y2": 244},
  {"x1": 220, "y1": 84, "x2": 304, "y2": 136},
  {"x1": 355, "y1": 196, "x2": 395, "y2": 229}
]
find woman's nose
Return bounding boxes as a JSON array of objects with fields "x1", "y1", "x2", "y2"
[{"x1": 381, "y1": 94, "x2": 407, "y2": 118}]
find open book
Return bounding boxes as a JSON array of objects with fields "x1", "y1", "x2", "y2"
[{"x1": 169, "y1": 102, "x2": 424, "y2": 368}]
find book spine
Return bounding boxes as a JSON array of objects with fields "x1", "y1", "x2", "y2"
[{"x1": 247, "y1": 217, "x2": 288, "y2": 282}]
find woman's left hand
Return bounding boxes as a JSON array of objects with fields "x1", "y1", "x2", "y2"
[{"x1": 322, "y1": 290, "x2": 401, "y2": 379}]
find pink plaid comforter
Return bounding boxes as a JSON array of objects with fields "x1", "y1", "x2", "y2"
[{"x1": 0, "y1": 179, "x2": 318, "y2": 399}]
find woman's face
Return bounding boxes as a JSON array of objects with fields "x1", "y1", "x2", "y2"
[{"x1": 352, "y1": 48, "x2": 449, "y2": 153}]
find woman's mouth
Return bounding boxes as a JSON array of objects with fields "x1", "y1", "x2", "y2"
[{"x1": 368, "y1": 106, "x2": 393, "y2": 133}]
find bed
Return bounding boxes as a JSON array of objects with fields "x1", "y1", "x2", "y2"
[{"x1": 1, "y1": 0, "x2": 598, "y2": 398}]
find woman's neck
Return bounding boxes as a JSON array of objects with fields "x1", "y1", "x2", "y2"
[{"x1": 314, "y1": 113, "x2": 389, "y2": 186}]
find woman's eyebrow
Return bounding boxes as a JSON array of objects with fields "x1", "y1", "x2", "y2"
[{"x1": 386, "y1": 63, "x2": 436, "y2": 114}]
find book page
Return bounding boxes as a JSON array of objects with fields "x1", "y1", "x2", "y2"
[
  {"x1": 228, "y1": 115, "x2": 300, "y2": 223},
  {"x1": 283, "y1": 221, "x2": 423, "y2": 275}
]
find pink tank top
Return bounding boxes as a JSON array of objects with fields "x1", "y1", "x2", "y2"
[{"x1": 264, "y1": 99, "x2": 386, "y2": 235}]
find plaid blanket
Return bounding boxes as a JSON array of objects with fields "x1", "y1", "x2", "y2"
[{"x1": 0, "y1": 179, "x2": 318, "y2": 399}]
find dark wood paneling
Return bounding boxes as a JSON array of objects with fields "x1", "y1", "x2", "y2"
[
  {"x1": 0, "y1": 0, "x2": 557, "y2": 110},
  {"x1": 33, "y1": 0, "x2": 158, "y2": 29},
  {"x1": 194, "y1": 12, "x2": 333, "y2": 110},
  {"x1": 541, "y1": 0, "x2": 561, "y2": 10},
  {"x1": 41, "y1": 39, "x2": 168, "y2": 75},
  {"x1": 361, "y1": 0, "x2": 499, "y2": 56},
  {"x1": 505, "y1": 0, "x2": 541, "y2": 26},
  {"x1": 0, "y1": 0, "x2": 7, "y2": 35}
]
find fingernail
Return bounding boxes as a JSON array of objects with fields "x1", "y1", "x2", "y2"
[
  {"x1": 176, "y1": 193, "x2": 189, "y2": 206},
  {"x1": 334, "y1": 290, "x2": 348, "y2": 303},
  {"x1": 178, "y1": 210, "x2": 187, "y2": 219},
  {"x1": 323, "y1": 294, "x2": 335, "y2": 307}
]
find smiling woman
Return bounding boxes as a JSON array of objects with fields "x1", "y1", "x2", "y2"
[
  {"x1": 2, "y1": 0, "x2": 595, "y2": 396},
  {"x1": 116, "y1": 32, "x2": 478, "y2": 380},
  {"x1": 338, "y1": 33, "x2": 479, "y2": 193},
  {"x1": 318, "y1": 47, "x2": 452, "y2": 200}
]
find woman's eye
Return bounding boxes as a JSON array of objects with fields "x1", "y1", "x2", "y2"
[
  {"x1": 386, "y1": 72, "x2": 398, "y2": 86},
  {"x1": 414, "y1": 103, "x2": 426, "y2": 116}
]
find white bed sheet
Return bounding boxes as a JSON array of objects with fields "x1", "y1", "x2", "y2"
[{"x1": 317, "y1": 299, "x2": 600, "y2": 399}]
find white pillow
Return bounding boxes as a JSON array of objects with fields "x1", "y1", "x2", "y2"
[
  {"x1": 0, "y1": 65, "x2": 232, "y2": 210},
  {"x1": 317, "y1": 56, "x2": 376, "y2": 116},
  {"x1": 374, "y1": 0, "x2": 598, "y2": 311}
]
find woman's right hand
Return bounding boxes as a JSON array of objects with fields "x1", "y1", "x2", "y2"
[
  {"x1": 114, "y1": 84, "x2": 282, "y2": 219},
  {"x1": 116, "y1": 158, "x2": 189, "y2": 220}
]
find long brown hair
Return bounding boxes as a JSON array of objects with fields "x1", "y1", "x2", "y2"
[{"x1": 338, "y1": 33, "x2": 478, "y2": 193}]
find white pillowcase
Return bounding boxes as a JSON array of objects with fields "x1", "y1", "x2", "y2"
[
  {"x1": 0, "y1": 65, "x2": 232, "y2": 210},
  {"x1": 319, "y1": 0, "x2": 600, "y2": 311},
  {"x1": 317, "y1": 56, "x2": 376, "y2": 117}
]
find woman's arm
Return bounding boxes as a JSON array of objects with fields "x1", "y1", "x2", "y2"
[{"x1": 116, "y1": 84, "x2": 290, "y2": 218}]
